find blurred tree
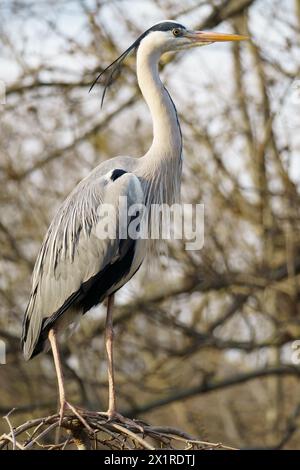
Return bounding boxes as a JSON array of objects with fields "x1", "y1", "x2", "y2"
[{"x1": 1, "y1": 0, "x2": 300, "y2": 449}]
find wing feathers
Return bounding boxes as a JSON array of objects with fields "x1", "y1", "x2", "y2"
[{"x1": 22, "y1": 169, "x2": 144, "y2": 360}]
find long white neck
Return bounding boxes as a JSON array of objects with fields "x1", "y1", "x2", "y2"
[
  {"x1": 135, "y1": 41, "x2": 182, "y2": 207},
  {"x1": 136, "y1": 42, "x2": 182, "y2": 162}
]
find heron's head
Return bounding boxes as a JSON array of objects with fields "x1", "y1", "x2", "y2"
[
  {"x1": 91, "y1": 20, "x2": 248, "y2": 105},
  {"x1": 136, "y1": 20, "x2": 248, "y2": 54}
]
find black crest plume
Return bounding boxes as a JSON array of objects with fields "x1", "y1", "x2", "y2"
[
  {"x1": 89, "y1": 21, "x2": 185, "y2": 107},
  {"x1": 89, "y1": 39, "x2": 139, "y2": 107}
]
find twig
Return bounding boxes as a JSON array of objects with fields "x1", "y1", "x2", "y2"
[
  {"x1": 0, "y1": 410, "x2": 236, "y2": 450},
  {"x1": 3, "y1": 409, "x2": 16, "y2": 451},
  {"x1": 1, "y1": 434, "x2": 25, "y2": 450},
  {"x1": 24, "y1": 422, "x2": 59, "y2": 450},
  {"x1": 109, "y1": 422, "x2": 155, "y2": 450}
]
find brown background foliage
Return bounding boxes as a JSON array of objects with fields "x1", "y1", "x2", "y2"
[{"x1": 1, "y1": 0, "x2": 300, "y2": 449}]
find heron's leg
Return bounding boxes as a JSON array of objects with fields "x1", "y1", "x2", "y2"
[
  {"x1": 48, "y1": 329, "x2": 92, "y2": 431},
  {"x1": 103, "y1": 296, "x2": 144, "y2": 432},
  {"x1": 105, "y1": 294, "x2": 117, "y2": 416},
  {"x1": 48, "y1": 329, "x2": 66, "y2": 424}
]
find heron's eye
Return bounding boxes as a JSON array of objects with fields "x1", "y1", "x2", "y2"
[{"x1": 172, "y1": 28, "x2": 182, "y2": 37}]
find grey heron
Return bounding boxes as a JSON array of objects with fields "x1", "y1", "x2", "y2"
[{"x1": 21, "y1": 21, "x2": 247, "y2": 425}]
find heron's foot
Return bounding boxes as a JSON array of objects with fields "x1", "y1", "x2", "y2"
[
  {"x1": 59, "y1": 400, "x2": 92, "y2": 432},
  {"x1": 98, "y1": 410, "x2": 145, "y2": 433}
]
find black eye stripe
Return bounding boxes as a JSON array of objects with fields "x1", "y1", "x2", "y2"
[{"x1": 148, "y1": 22, "x2": 186, "y2": 33}]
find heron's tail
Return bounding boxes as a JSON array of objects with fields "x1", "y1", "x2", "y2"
[{"x1": 21, "y1": 297, "x2": 43, "y2": 360}]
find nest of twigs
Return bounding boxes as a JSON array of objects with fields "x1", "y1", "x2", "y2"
[{"x1": 0, "y1": 409, "x2": 236, "y2": 450}]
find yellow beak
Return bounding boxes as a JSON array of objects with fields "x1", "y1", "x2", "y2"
[{"x1": 185, "y1": 30, "x2": 249, "y2": 43}]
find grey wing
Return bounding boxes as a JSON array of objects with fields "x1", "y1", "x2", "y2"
[{"x1": 21, "y1": 168, "x2": 144, "y2": 360}]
